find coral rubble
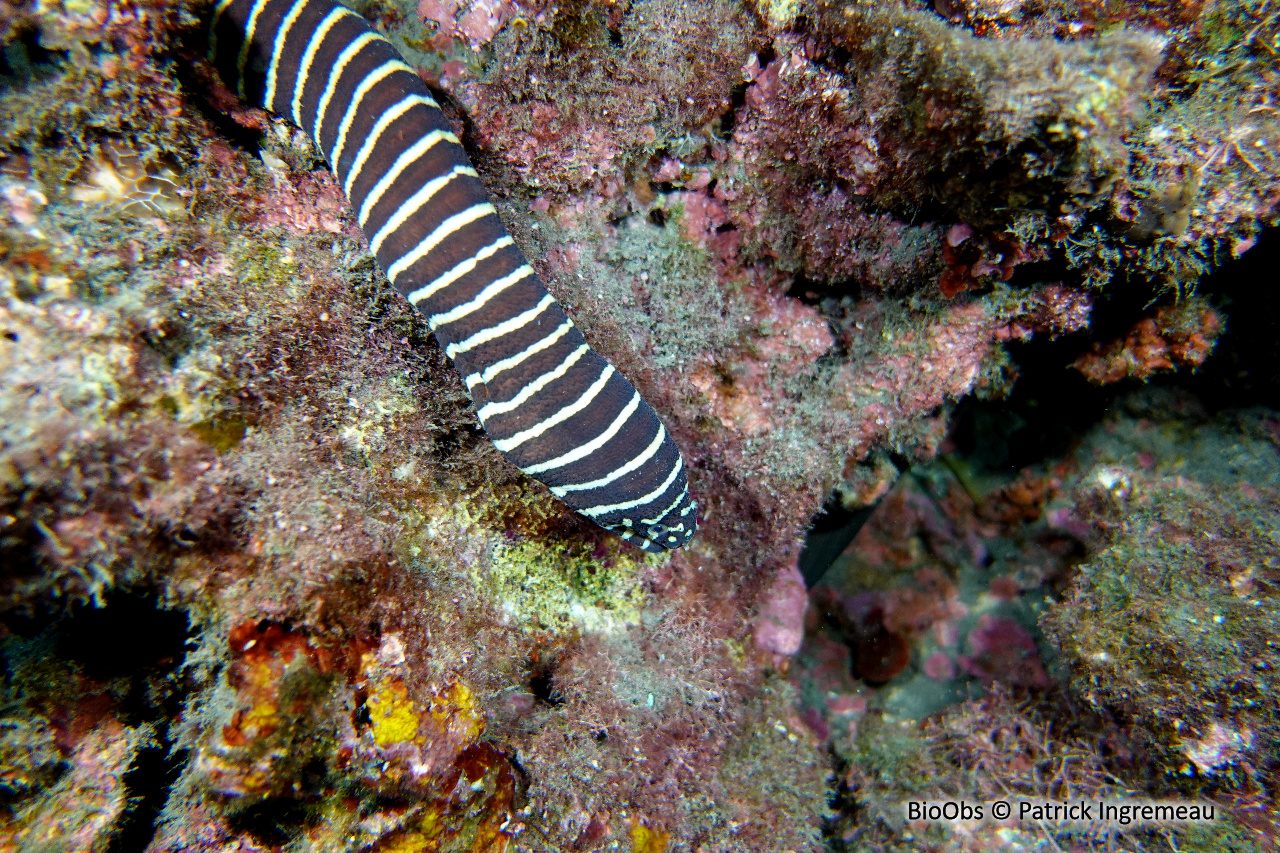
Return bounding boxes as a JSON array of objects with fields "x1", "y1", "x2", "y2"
[{"x1": 0, "y1": 0, "x2": 1276, "y2": 849}]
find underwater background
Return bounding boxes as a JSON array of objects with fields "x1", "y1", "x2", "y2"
[{"x1": 0, "y1": 0, "x2": 1276, "y2": 850}]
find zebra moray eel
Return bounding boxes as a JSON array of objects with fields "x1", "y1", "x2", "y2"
[{"x1": 209, "y1": 0, "x2": 696, "y2": 552}]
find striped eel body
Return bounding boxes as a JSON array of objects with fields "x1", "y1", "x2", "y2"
[{"x1": 209, "y1": 0, "x2": 696, "y2": 552}]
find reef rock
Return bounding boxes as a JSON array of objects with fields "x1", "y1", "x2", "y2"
[{"x1": 0, "y1": 0, "x2": 1276, "y2": 850}]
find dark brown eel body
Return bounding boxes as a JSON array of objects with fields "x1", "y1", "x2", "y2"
[{"x1": 210, "y1": 0, "x2": 696, "y2": 551}]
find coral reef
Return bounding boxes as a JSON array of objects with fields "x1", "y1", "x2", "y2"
[
  {"x1": 1043, "y1": 433, "x2": 1280, "y2": 806},
  {"x1": 0, "y1": 0, "x2": 1276, "y2": 849},
  {"x1": 1071, "y1": 299, "x2": 1224, "y2": 385},
  {"x1": 730, "y1": 6, "x2": 1164, "y2": 277},
  {"x1": 830, "y1": 687, "x2": 1134, "y2": 852},
  {"x1": 798, "y1": 387, "x2": 1279, "y2": 849}
]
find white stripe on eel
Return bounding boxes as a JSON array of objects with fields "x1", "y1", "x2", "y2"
[{"x1": 490, "y1": 366, "x2": 616, "y2": 454}]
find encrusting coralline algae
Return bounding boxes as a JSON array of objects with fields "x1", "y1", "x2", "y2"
[{"x1": 0, "y1": 0, "x2": 1276, "y2": 850}]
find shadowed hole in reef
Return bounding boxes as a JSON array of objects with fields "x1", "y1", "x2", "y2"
[
  {"x1": 106, "y1": 743, "x2": 187, "y2": 853},
  {"x1": 716, "y1": 44, "x2": 775, "y2": 139},
  {"x1": 948, "y1": 331, "x2": 1108, "y2": 475},
  {"x1": 1176, "y1": 226, "x2": 1279, "y2": 410},
  {"x1": 799, "y1": 231, "x2": 1278, "y2": 581},
  {"x1": 799, "y1": 323, "x2": 1115, "y2": 585},
  {"x1": 950, "y1": 228, "x2": 1278, "y2": 475},
  {"x1": 798, "y1": 492, "x2": 883, "y2": 588},
  {"x1": 171, "y1": 22, "x2": 264, "y2": 156},
  {"x1": 228, "y1": 799, "x2": 319, "y2": 848},
  {"x1": 65, "y1": 596, "x2": 192, "y2": 851},
  {"x1": 0, "y1": 27, "x2": 65, "y2": 88},
  {"x1": 56, "y1": 593, "x2": 191, "y2": 684},
  {"x1": 528, "y1": 661, "x2": 565, "y2": 707}
]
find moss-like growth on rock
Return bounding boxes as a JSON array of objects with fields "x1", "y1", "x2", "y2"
[
  {"x1": 482, "y1": 538, "x2": 655, "y2": 634},
  {"x1": 1043, "y1": 469, "x2": 1279, "y2": 787}
]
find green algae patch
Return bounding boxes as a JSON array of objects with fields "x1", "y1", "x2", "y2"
[
  {"x1": 189, "y1": 411, "x2": 247, "y2": 452},
  {"x1": 481, "y1": 539, "x2": 656, "y2": 634}
]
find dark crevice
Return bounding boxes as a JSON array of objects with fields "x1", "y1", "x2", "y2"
[
  {"x1": 168, "y1": 42, "x2": 264, "y2": 157},
  {"x1": 1001, "y1": 257, "x2": 1073, "y2": 290},
  {"x1": 719, "y1": 43, "x2": 776, "y2": 139},
  {"x1": 1177, "y1": 226, "x2": 1280, "y2": 411},
  {"x1": 799, "y1": 228, "x2": 1277, "y2": 582},
  {"x1": 785, "y1": 275, "x2": 872, "y2": 367},
  {"x1": 0, "y1": 592, "x2": 194, "y2": 852},
  {"x1": 717, "y1": 81, "x2": 751, "y2": 139},
  {"x1": 822, "y1": 41, "x2": 851, "y2": 70},
  {"x1": 105, "y1": 743, "x2": 186, "y2": 853},
  {"x1": 786, "y1": 272, "x2": 869, "y2": 307},
  {"x1": 56, "y1": 592, "x2": 190, "y2": 681},
  {"x1": 227, "y1": 799, "x2": 318, "y2": 848},
  {"x1": 299, "y1": 757, "x2": 329, "y2": 793},
  {"x1": 949, "y1": 331, "x2": 1106, "y2": 474},
  {"x1": 948, "y1": 236, "x2": 1280, "y2": 475},
  {"x1": 529, "y1": 672, "x2": 564, "y2": 706},
  {"x1": 918, "y1": 231, "x2": 1276, "y2": 477},
  {"x1": 799, "y1": 493, "x2": 882, "y2": 588},
  {"x1": 528, "y1": 662, "x2": 564, "y2": 707},
  {"x1": 353, "y1": 694, "x2": 373, "y2": 728},
  {"x1": 0, "y1": 28, "x2": 66, "y2": 90},
  {"x1": 947, "y1": 252, "x2": 1167, "y2": 476}
]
